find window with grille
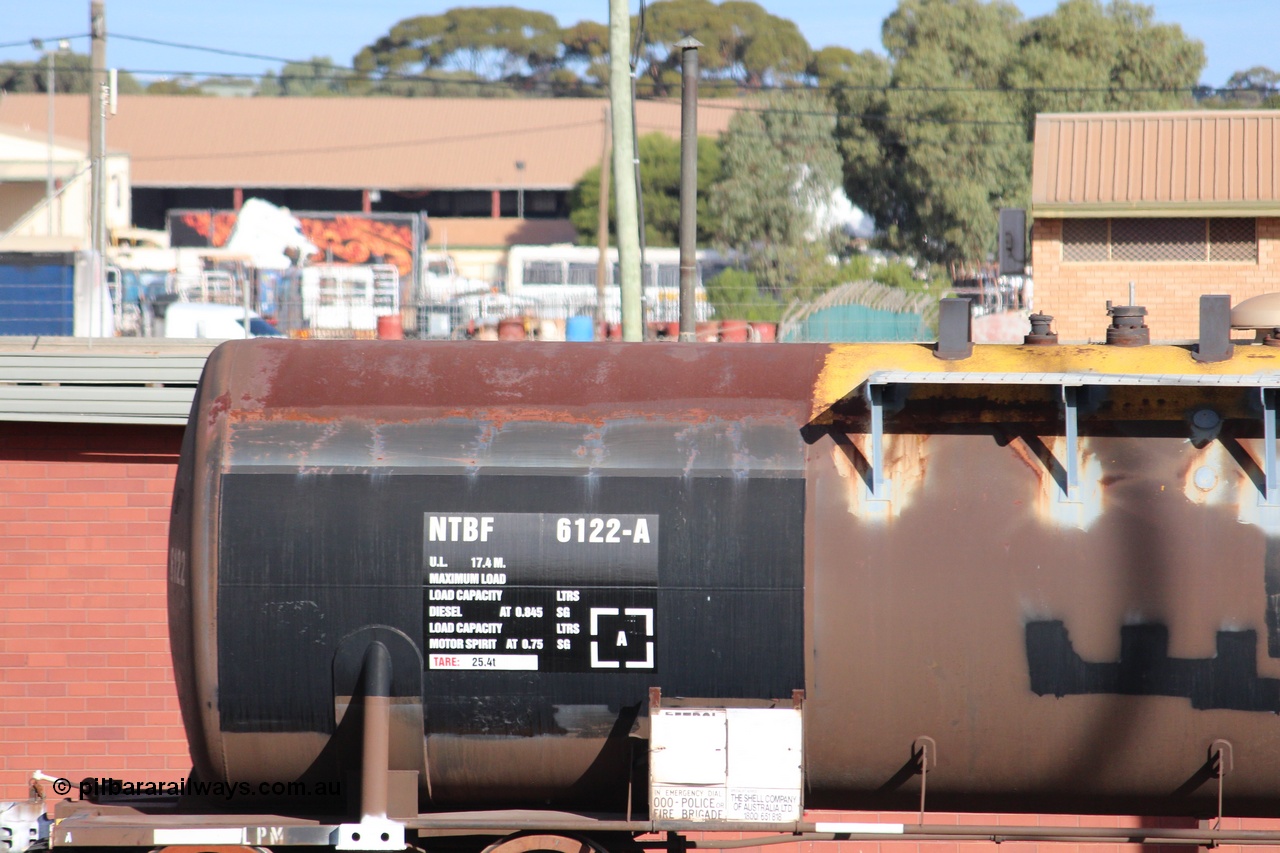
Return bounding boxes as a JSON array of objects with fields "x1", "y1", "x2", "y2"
[
  {"x1": 523, "y1": 261, "x2": 564, "y2": 285},
  {"x1": 1062, "y1": 217, "x2": 1257, "y2": 263},
  {"x1": 566, "y1": 263, "x2": 598, "y2": 285}
]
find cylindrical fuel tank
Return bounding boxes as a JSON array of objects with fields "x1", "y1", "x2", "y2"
[{"x1": 169, "y1": 339, "x2": 1280, "y2": 816}]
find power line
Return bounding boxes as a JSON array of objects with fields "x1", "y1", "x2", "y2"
[
  {"x1": 111, "y1": 33, "x2": 308, "y2": 67},
  {"x1": 2, "y1": 58, "x2": 1261, "y2": 100},
  {"x1": 0, "y1": 34, "x2": 87, "y2": 50}
]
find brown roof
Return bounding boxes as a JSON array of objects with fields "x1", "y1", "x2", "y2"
[
  {"x1": 425, "y1": 216, "x2": 576, "y2": 248},
  {"x1": 0, "y1": 94, "x2": 737, "y2": 191},
  {"x1": 1031, "y1": 111, "x2": 1280, "y2": 217}
]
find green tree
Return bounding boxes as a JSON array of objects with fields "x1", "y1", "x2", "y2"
[
  {"x1": 0, "y1": 61, "x2": 44, "y2": 93},
  {"x1": 1226, "y1": 66, "x2": 1280, "y2": 93},
  {"x1": 1005, "y1": 0, "x2": 1202, "y2": 123},
  {"x1": 812, "y1": 47, "x2": 898, "y2": 241},
  {"x1": 0, "y1": 52, "x2": 142, "y2": 94},
  {"x1": 143, "y1": 78, "x2": 208, "y2": 95},
  {"x1": 562, "y1": 20, "x2": 610, "y2": 92},
  {"x1": 354, "y1": 7, "x2": 563, "y2": 92},
  {"x1": 835, "y1": 0, "x2": 1205, "y2": 264},
  {"x1": 1203, "y1": 66, "x2": 1280, "y2": 109},
  {"x1": 568, "y1": 132, "x2": 722, "y2": 247},
  {"x1": 707, "y1": 267, "x2": 779, "y2": 321},
  {"x1": 637, "y1": 0, "x2": 812, "y2": 96},
  {"x1": 709, "y1": 90, "x2": 843, "y2": 298},
  {"x1": 875, "y1": 0, "x2": 1027, "y2": 261},
  {"x1": 259, "y1": 57, "x2": 354, "y2": 96}
]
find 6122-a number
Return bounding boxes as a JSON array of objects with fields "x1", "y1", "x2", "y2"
[{"x1": 556, "y1": 517, "x2": 650, "y2": 544}]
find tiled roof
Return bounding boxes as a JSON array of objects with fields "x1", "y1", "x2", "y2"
[
  {"x1": 1032, "y1": 111, "x2": 1280, "y2": 216},
  {"x1": 0, "y1": 94, "x2": 738, "y2": 191}
]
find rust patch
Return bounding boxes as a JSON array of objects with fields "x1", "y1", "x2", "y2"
[
  {"x1": 829, "y1": 431, "x2": 929, "y2": 521},
  {"x1": 223, "y1": 404, "x2": 803, "y2": 431},
  {"x1": 1007, "y1": 434, "x2": 1104, "y2": 529},
  {"x1": 235, "y1": 339, "x2": 822, "y2": 414},
  {"x1": 207, "y1": 391, "x2": 231, "y2": 427}
]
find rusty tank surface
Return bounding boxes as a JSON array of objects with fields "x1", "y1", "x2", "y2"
[{"x1": 169, "y1": 338, "x2": 1280, "y2": 817}]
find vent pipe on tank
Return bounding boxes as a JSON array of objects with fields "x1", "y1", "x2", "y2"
[
  {"x1": 1193, "y1": 295, "x2": 1233, "y2": 363},
  {"x1": 676, "y1": 36, "x2": 702, "y2": 343},
  {"x1": 934, "y1": 298, "x2": 973, "y2": 360}
]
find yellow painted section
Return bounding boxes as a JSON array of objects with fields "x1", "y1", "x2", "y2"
[{"x1": 812, "y1": 343, "x2": 1280, "y2": 419}]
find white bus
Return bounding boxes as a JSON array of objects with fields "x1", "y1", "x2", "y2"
[{"x1": 503, "y1": 245, "x2": 729, "y2": 322}]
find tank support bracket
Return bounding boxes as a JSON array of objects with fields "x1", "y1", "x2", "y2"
[
  {"x1": 1262, "y1": 389, "x2": 1278, "y2": 505},
  {"x1": 1060, "y1": 386, "x2": 1081, "y2": 502},
  {"x1": 913, "y1": 736, "x2": 936, "y2": 825},
  {"x1": 335, "y1": 642, "x2": 405, "y2": 850},
  {"x1": 1211, "y1": 739, "x2": 1233, "y2": 830},
  {"x1": 864, "y1": 384, "x2": 892, "y2": 502}
]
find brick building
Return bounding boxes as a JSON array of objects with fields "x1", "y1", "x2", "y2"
[
  {"x1": 0, "y1": 95, "x2": 736, "y2": 248},
  {"x1": 1031, "y1": 111, "x2": 1280, "y2": 342},
  {"x1": 0, "y1": 340, "x2": 207, "y2": 799}
]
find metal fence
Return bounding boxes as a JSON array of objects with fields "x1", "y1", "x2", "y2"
[{"x1": 4, "y1": 255, "x2": 996, "y2": 344}]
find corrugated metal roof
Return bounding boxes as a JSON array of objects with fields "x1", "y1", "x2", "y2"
[
  {"x1": 1032, "y1": 111, "x2": 1280, "y2": 217},
  {"x1": 0, "y1": 95, "x2": 737, "y2": 192},
  {"x1": 0, "y1": 337, "x2": 214, "y2": 425}
]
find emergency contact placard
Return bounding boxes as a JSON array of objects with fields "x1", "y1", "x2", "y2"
[
  {"x1": 650, "y1": 708, "x2": 803, "y2": 823},
  {"x1": 422, "y1": 512, "x2": 658, "y2": 673}
]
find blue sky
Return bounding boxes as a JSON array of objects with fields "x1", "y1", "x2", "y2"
[{"x1": 2, "y1": 0, "x2": 1274, "y2": 88}]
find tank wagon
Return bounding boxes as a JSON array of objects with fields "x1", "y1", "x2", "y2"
[{"x1": 38, "y1": 297, "x2": 1280, "y2": 852}]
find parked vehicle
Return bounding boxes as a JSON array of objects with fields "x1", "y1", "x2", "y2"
[
  {"x1": 159, "y1": 302, "x2": 283, "y2": 339},
  {"x1": 273, "y1": 263, "x2": 400, "y2": 338},
  {"x1": 503, "y1": 244, "x2": 724, "y2": 322}
]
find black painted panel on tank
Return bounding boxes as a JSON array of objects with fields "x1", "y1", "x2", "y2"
[
  {"x1": 217, "y1": 472, "x2": 803, "y2": 734},
  {"x1": 424, "y1": 512, "x2": 659, "y2": 673}
]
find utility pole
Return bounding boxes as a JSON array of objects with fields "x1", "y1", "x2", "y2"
[
  {"x1": 47, "y1": 49, "x2": 55, "y2": 233},
  {"x1": 33, "y1": 38, "x2": 72, "y2": 235},
  {"x1": 29, "y1": 40, "x2": 55, "y2": 233},
  {"x1": 609, "y1": 0, "x2": 642, "y2": 341},
  {"x1": 595, "y1": 105, "x2": 611, "y2": 334},
  {"x1": 676, "y1": 37, "x2": 701, "y2": 343},
  {"x1": 89, "y1": 0, "x2": 107, "y2": 340},
  {"x1": 89, "y1": 0, "x2": 108, "y2": 338},
  {"x1": 515, "y1": 160, "x2": 525, "y2": 219}
]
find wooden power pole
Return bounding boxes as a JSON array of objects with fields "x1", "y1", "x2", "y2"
[
  {"x1": 595, "y1": 105, "x2": 611, "y2": 335},
  {"x1": 609, "y1": 0, "x2": 642, "y2": 341}
]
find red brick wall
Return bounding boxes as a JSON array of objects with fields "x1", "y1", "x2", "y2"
[
  {"x1": 0, "y1": 421, "x2": 188, "y2": 800},
  {"x1": 1031, "y1": 217, "x2": 1280, "y2": 342}
]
